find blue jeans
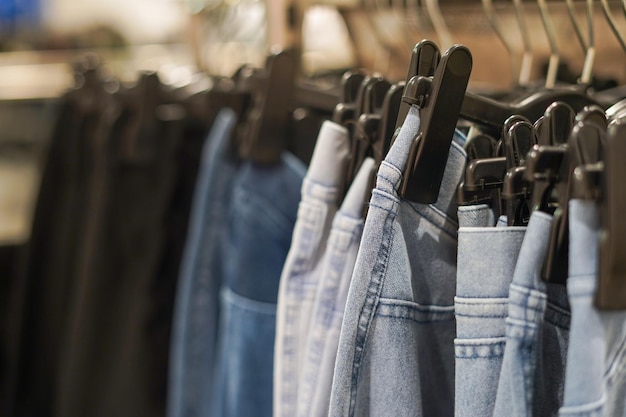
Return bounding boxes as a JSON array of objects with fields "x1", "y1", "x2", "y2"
[
  {"x1": 297, "y1": 157, "x2": 374, "y2": 417},
  {"x1": 167, "y1": 108, "x2": 238, "y2": 417},
  {"x1": 559, "y1": 200, "x2": 626, "y2": 417},
  {"x1": 493, "y1": 211, "x2": 570, "y2": 417},
  {"x1": 210, "y1": 151, "x2": 306, "y2": 417},
  {"x1": 274, "y1": 121, "x2": 350, "y2": 417},
  {"x1": 330, "y1": 105, "x2": 465, "y2": 417},
  {"x1": 455, "y1": 205, "x2": 526, "y2": 417}
]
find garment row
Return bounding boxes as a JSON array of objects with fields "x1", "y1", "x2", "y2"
[{"x1": 169, "y1": 104, "x2": 626, "y2": 417}]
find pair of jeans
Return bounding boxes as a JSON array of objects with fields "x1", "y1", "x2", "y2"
[
  {"x1": 56, "y1": 95, "x2": 185, "y2": 417},
  {"x1": 14, "y1": 88, "x2": 120, "y2": 417},
  {"x1": 297, "y1": 157, "x2": 375, "y2": 417},
  {"x1": 493, "y1": 211, "x2": 571, "y2": 417},
  {"x1": 168, "y1": 108, "x2": 238, "y2": 417},
  {"x1": 329, "y1": 105, "x2": 465, "y2": 417},
  {"x1": 210, "y1": 151, "x2": 306, "y2": 417},
  {"x1": 455, "y1": 205, "x2": 526, "y2": 417},
  {"x1": 559, "y1": 200, "x2": 626, "y2": 417},
  {"x1": 274, "y1": 121, "x2": 350, "y2": 417}
]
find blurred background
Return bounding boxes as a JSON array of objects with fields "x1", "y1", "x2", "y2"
[{"x1": 1, "y1": 0, "x2": 626, "y2": 245}]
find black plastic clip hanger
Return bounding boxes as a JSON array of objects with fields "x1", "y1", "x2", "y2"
[
  {"x1": 459, "y1": 85, "x2": 602, "y2": 137},
  {"x1": 597, "y1": 119, "x2": 626, "y2": 309},
  {"x1": 395, "y1": 40, "x2": 441, "y2": 132},
  {"x1": 332, "y1": 70, "x2": 367, "y2": 127},
  {"x1": 344, "y1": 76, "x2": 389, "y2": 187},
  {"x1": 349, "y1": 77, "x2": 391, "y2": 182},
  {"x1": 361, "y1": 82, "x2": 406, "y2": 217},
  {"x1": 544, "y1": 104, "x2": 607, "y2": 284},
  {"x1": 456, "y1": 116, "x2": 526, "y2": 214},
  {"x1": 567, "y1": 106, "x2": 607, "y2": 200},
  {"x1": 502, "y1": 118, "x2": 538, "y2": 226},
  {"x1": 238, "y1": 50, "x2": 298, "y2": 164},
  {"x1": 399, "y1": 44, "x2": 473, "y2": 204}
]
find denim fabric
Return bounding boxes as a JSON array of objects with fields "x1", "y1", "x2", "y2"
[
  {"x1": 330, "y1": 105, "x2": 466, "y2": 417},
  {"x1": 558, "y1": 200, "x2": 626, "y2": 417},
  {"x1": 492, "y1": 211, "x2": 571, "y2": 417},
  {"x1": 210, "y1": 151, "x2": 306, "y2": 417},
  {"x1": 455, "y1": 205, "x2": 526, "y2": 417},
  {"x1": 297, "y1": 157, "x2": 374, "y2": 417},
  {"x1": 274, "y1": 121, "x2": 350, "y2": 417},
  {"x1": 167, "y1": 108, "x2": 238, "y2": 417}
]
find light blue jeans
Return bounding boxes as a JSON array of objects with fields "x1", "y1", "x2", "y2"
[
  {"x1": 167, "y1": 108, "x2": 238, "y2": 417},
  {"x1": 330, "y1": 105, "x2": 465, "y2": 417},
  {"x1": 273, "y1": 121, "x2": 350, "y2": 417},
  {"x1": 455, "y1": 205, "x2": 526, "y2": 417},
  {"x1": 559, "y1": 200, "x2": 626, "y2": 417},
  {"x1": 297, "y1": 157, "x2": 374, "y2": 417},
  {"x1": 210, "y1": 151, "x2": 306, "y2": 417},
  {"x1": 493, "y1": 211, "x2": 570, "y2": 417}
]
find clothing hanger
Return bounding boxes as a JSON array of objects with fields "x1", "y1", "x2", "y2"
[
  {"x1": 597, "y1": 119, "x2": 626, "y2": 309},
  {"x1": 395, "y1": 40, "x2": 440, "y2": 131},
  {"x1": 237, "y1": 49, "x2": 298, "y2": 164},
  {"x1": 333, "y1": 70, "x2": 368, "y2": 127},
  {"x1": 513, "y1": 0, "x2": 534, "y2": 88},
  {"x1": 347, "y1": 76, "x2": 391, "y2": 182},
  {"x1": 529, "y1": 0, "x2": 597, "y2": 283},
  {"x1": 537, "y1": 0, "x2": 560, "y2": 89},
  {"x1": 502, "y1": 118, "x2": 538, "y2": 225},
  {"x1": 566, "y1": 0, "x2": 588, "y2": 57},
  {"x1": 601, "y1": 0, "x2": 626, "y2": 51},
  {"x1": 564, "y1": 0, "x2": 596, "y2": 86},
  {"x1": 457, "y1": 0, "x2": 599, "y2": 134},
  {"x1": 399, "y1": 43, "x2": 473, "y2": 203},
  {"x1": 357, "y1": 81, "x2": 405, "y2": 217}
]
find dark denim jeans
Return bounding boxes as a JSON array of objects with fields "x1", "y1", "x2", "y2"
[
  {"x1": 210, "y1": 151, "x2": 306, "y2": 417},
  {"x1": 168, "y1": 108, "x2": 238, "y2": 417}
]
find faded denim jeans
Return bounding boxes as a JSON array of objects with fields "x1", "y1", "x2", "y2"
[
  {"x1": 210, "y1": 151, "x2": 306, "y2": 417},
  {"x1": 297, "y1": 157, "x2": 374, "y2": 417},
  {"x1": 493, "y1": 211, "x2": 570, "y2": 417},
  {"x1": 168, "y1": 108, "x2": 238, "y2": 417},
  {"x1": 330, "y1": 105, "x2": 465, "y2": 417},
  {"x1": 455, "y1": 205, "x2": 526, "y2": 417},
  {"x1": 273, "y1": 121, "x2": 350, "y2": 417},
  {"x1": 558, "y1": 200, "x2": 626, "y2": 417}
]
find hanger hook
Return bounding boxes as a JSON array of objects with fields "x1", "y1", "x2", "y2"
[
  {"x1": 537, "y1": 0, "x2": 560, "y2": 88},
  {"x1": 601, "y1": 0, "x2": 626, "y2": 53},
  {"x1": 566, "y1": 0, "x2": 588, "y2": 55},
  {"x1": 424, "y1": 0, "x2": 453, "y2": 50},
  {"x1": 580, "y1": 0, "x2": 596, "y2": 85},
  {"x1": 482, "y1": 0, "x2": 517, "y2": 87},
  {"x1": 565, "y1": 0, "x2": 596, "y2": 85},
  {"x1": 513, "y1": 0, "x2": 533, "y2": 87}
]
